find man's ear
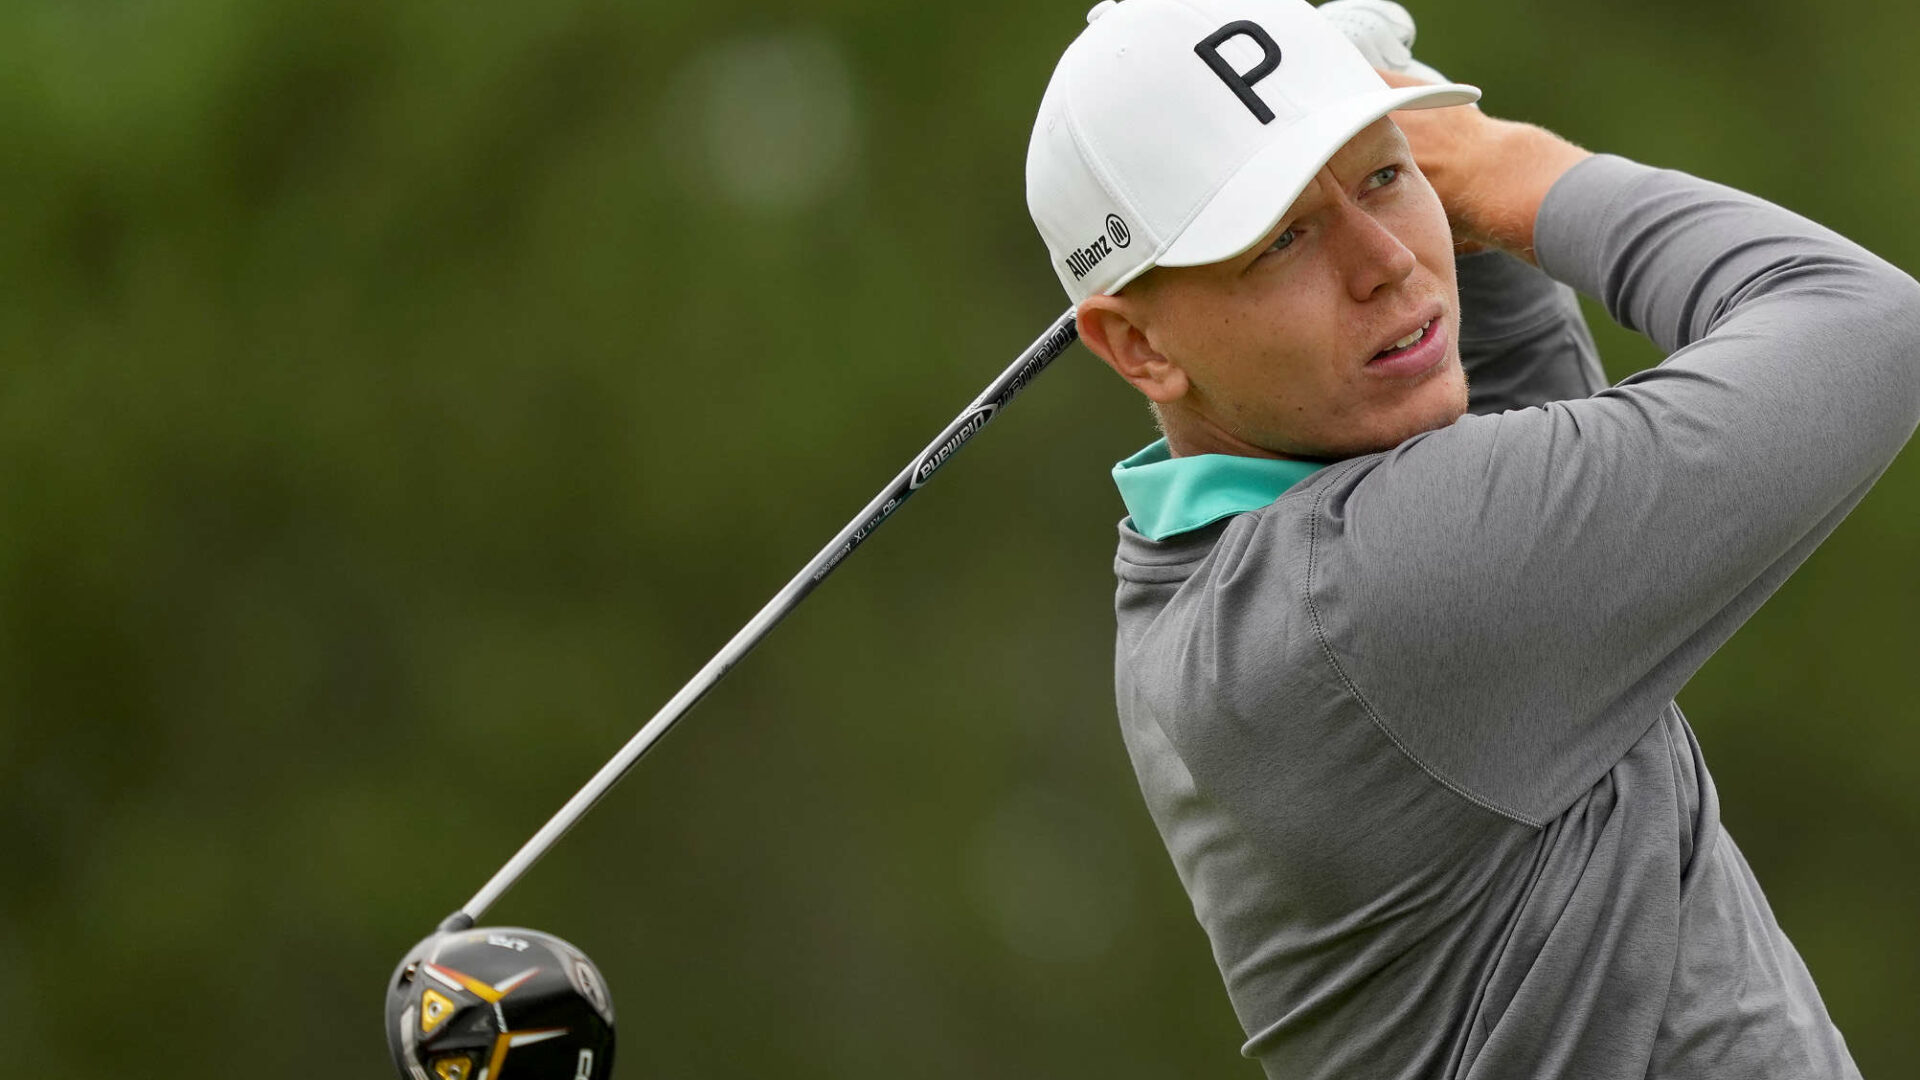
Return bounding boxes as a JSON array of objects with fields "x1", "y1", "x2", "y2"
[{"x1": 1076, "y1": 296, "x2": 1189, "y2": 404}]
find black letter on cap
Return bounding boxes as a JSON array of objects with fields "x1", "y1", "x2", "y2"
[{"x1": 1194, "y1": 20, "x2": 1282, "y2": 124}]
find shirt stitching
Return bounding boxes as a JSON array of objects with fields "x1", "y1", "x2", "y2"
[{"x1": 1301, "y1": 465, "x2": 1545, "y2": 829}]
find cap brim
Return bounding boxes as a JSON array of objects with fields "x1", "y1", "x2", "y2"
[{"x1": 1152, "y1": 82, "x2": 1481, "y2": 272}]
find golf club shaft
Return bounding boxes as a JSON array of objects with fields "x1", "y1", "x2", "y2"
[{"x1": 452, "y1": 307, "x2": 1081, "y2": 926}]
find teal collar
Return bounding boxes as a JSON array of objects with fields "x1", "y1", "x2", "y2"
[{"x1": 1111, "y1": 439, "x2": 1325, "y2": 541}]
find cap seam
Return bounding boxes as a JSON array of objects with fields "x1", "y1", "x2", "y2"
[{"x1": 1060, "y1": 76, "x2": 1150, "y2": 297}]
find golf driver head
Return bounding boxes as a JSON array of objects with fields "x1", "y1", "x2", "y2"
[{"x1": 386, "y1": 924, "x2": 615, "y2": 1080}]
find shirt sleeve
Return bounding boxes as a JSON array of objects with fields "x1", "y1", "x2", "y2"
[
  {"x1": 1456, "y1": 248, "x2": 1608, "y2": 414},
  {"x1": 1297, "y1": 153, "x2": 1920, "y2": 824}
]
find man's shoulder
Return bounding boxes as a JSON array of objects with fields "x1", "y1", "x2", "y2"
[{"x1": 1112, "y1": 501, "x2": 1331, "y2": 686}]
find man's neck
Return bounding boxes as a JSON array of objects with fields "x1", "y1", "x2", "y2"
[{"x1": 1163, "y1": 411, "x2": 1301, "y2": 461}]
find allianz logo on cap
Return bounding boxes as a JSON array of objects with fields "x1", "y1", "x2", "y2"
[{"x1": 1064, "y1": 212, "x2": 1133, "y2": 280}]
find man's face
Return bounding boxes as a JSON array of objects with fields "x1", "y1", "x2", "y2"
[{"x1": 1116, "y1": 117, "x2": 1466, "y2": 460}]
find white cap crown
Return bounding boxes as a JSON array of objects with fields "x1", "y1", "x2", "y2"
[{"x1": 1026, "y1": 0, "x2": 1478, "y2": 301}]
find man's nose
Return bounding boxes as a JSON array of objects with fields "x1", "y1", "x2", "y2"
[{"x1": 1333, "y1": 202, "x2": 1417, "y2": 302}]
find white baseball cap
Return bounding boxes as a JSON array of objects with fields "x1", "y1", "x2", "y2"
[{"x1": 1026, "y1": 0, "x2": 1480, "y2": 302}]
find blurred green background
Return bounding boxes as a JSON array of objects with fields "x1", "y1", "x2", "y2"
[{"x1": 2, "y1": 0, "x2": 1916, "y2": 1075}]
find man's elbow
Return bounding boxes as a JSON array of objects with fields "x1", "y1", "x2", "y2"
[{"x1": 1867, "y1": 266, "x2": 1920, "y2": 441}]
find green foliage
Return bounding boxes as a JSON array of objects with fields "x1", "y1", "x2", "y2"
[{"x1": 1, "y1": 0, "x2": 1915, "y2": 1075}]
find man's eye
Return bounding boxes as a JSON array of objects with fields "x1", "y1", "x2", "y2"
[
  {"x1": 1366, "y1": 165, "x2": 1400, "y2": 190},
  {"x1": 1266, "y1": 227, "x2": 1297, "y2": 254}
]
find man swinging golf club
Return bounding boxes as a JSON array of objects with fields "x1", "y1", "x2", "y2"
[{"x1": 1029, "y1": 0, "x2": 1918, "y2": 1076}]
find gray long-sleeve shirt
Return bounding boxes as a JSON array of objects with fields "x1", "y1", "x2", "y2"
[{"x1": 1110, "y1": 154, "x2": 1920, "y2": 1078}]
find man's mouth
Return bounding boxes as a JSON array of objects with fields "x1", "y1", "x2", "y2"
[
  {"x1": 1364, "y1": 315, "x2": 1447, "y2": 378},
  {"x1": 1372, "y1": 320, "x2": 1434, "y2": 360}
]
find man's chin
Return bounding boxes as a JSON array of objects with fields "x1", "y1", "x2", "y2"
[
  {"x1": 1339, "y1": 379, "x2": 1470, "y2": 458},
  {"x1": 1395, "y1": 365, "x2": 1470, "y2": 444},
  {"x1": 1294, "y1": 415, "x2": 1460, "y2": 461}
]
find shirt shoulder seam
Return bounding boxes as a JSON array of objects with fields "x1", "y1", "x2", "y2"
[{"x1": 1301, "y1": 464, "x2": 1546, "y2": 830}]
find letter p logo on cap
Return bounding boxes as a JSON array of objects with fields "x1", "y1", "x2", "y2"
[{"x1": 1194, "y1": 20, "x2": 1283, "y2": 124}]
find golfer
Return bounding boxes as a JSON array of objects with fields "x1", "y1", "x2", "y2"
[{"x1": 1025, "y1": 0, "x2": 1917, "y2": 1076}]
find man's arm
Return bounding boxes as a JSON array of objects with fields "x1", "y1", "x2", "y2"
[
  {"x1": 1381, "y1": 69, "x2": 1593, "y2": 262},
  {"x1": 1456, "y1": 249, "x2": 1607, "y2": 413},
  {"x1": 1383, "y1": 69, "x2": 1609, "y2": 413},
  {"x1": 1334, "y1": 18, "x2": 1605, "y2": 413},
  {"x1": 1290, "y1": 118, "x2": 1920, "y2": 823}
]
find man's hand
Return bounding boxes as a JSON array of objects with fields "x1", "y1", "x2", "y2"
[
  {"x1": 1380, "y1": 68, "x2": 1592, "y2": 264},
  {"x1": 1316, "y1": 0, "x2": 1587, "y2": 260},
  {"x1": 1318, "y1": 0, "x2": 1451, "y2": 85}
]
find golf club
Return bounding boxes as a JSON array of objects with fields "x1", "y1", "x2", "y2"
[{"x1": 385, "y1": 305, "x2": 1080, "y2": 1079}]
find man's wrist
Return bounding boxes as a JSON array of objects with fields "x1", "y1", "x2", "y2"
[{"x1": 1465, "y1": 121, "x2": 1592, "y2": 265}]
